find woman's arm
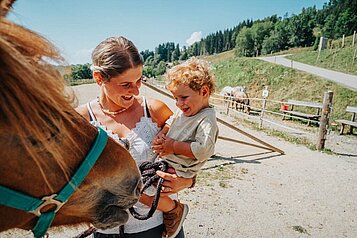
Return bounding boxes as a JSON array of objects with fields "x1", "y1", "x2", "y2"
[
  {"x1": 147, "y1": 98, "x2": 173, "y2": 128},
  {"x1": 75, "y1": 104, "x2": 91, "y2": 121}
]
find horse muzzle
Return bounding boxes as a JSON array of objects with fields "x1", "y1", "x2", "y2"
[{"x1": 93, "y1": 177, "x2": 142, "y2": 229}]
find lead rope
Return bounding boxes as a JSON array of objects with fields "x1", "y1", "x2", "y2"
[
  {"x1": 129, "y1": 160, "x2": 168, "y2": 219},
  {"x1": 73, "y1": 160, "x2": 168, "y2": 238}
]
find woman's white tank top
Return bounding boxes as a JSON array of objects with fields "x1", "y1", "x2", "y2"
[{"x1": 87, "y1": 97, "x2": 164, "y2": 234}]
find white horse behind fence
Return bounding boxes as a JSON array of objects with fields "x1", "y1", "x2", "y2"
[
  {"x1": 220, "y1": 86, "x2": 246, "y2": 97},
  {"x1": 220, "y1": 86, "x2": 234, "y2": 97},
  {"x1": 220, "y1": 86, "x2": 250, "y2": 114}
]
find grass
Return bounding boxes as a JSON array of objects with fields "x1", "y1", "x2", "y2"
[
  {"x1": 67, "y1": 78, "x2": 95, "y2": 86},
  {"x1": 204, "y1": 50, "x2": 357, "y2": 121},
  {"x1": 287, "y1": 35, "x2": 357, "y2": 75},
  {"x1": 292, "y1": 225, "x2": 310, "y2": 235}
]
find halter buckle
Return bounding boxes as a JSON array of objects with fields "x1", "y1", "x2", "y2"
[{"x1": 30, "y1": 194, "x2": 65, "y2": 217}]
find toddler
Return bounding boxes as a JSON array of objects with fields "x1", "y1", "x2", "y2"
[{"x1": 151, "y1": 57, "x2": 219, "y2": 238}]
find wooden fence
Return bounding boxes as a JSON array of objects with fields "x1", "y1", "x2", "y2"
[{"x1": 144, "y1": 78, "x2": 333, "y2": 150}]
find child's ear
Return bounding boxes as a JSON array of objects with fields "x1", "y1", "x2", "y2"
[
  {"x1": 93, "y1": 71, "x2": 104, "y2": 85},
  {"x1": 201, "y1": 85, "x2": 210, "y2": 97}
]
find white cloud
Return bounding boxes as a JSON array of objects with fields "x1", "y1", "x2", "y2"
[{"x1": 186, "y1": 31, "x2": 202, "y2": 46}]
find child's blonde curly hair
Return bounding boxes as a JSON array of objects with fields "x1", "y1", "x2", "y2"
[{"x1": 165, "y1": 57, "x2": 216, "y2": 94}]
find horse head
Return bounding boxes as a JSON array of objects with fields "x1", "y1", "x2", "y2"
[{"x1": 0, "y1": 0, "x2": 141, "y2": 235}]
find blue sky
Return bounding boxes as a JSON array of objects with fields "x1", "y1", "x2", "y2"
[{"x1": 9, "y1": 0, "x2": 327, "y2": 64}]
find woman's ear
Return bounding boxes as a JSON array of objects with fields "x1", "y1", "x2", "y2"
[{"x1": 93, "y1": 71, "x2": 104, "y2": 85}]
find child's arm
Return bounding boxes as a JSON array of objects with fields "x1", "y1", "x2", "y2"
[
  {"x1": 153, "y1": 135, "x2": 195, "y2": 158},
  {"x1": 158, "y1": 115, "x2": 218, "y2": 160}
]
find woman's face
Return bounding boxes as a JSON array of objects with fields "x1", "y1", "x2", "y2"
[{"x1": 102, "y1": 65, "x2": 143, "y2": 109}]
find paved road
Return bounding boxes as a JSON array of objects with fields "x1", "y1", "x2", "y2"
[{"x1": 258, "y1": 54, "x2": 357, "y2": 91}]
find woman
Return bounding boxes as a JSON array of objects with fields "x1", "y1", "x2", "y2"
[{"x1": 76, "y1": 36, "x2": 193, "y2": 238}]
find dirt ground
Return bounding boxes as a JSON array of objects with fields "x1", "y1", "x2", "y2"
[{"x1": 2, "y1": 83, "x2": 356, "y2": 237}]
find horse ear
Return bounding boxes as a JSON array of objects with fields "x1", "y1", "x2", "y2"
[{"x1": 1, "y1": 0, "x2": 15, "y2": 17}]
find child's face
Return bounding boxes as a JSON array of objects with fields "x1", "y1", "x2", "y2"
[{"x1": 170, "y1": 84, "x2": 209, "y2": 117}]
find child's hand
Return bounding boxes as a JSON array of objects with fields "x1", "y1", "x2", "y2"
[
  {"x1": 152, "y1": 132, "x2": 166, "y2": 145},
  {"x1": 152, "y1": 136, "x2": 164, "y2": 154},
  {"x1": 152, "y1": 135, "x2": 175, "y2": 157},
  {"x1": 152, "y1": 125, "x2": 169, "y2": 145}
]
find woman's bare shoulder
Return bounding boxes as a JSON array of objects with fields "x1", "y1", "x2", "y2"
[
  {"x1": 75, "y1": 104, "x2": 90, "y2": 121},
  {"x1": 146, "y1": 98, "x2": 173, "y2": 127},
  {"x1": 147, "y1": 98, "x2": 170, "y2": 110}
]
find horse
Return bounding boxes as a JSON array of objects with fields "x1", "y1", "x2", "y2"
[
  {"x1": 220, "y1": 86, "x2": 250, "y2": 114},
  {"x1": 231, "y1": 90, "x2": 250, "y2": 114},
  {"x1": 0, "y1": 1, "x2": 141, "y2": 236},
  {"x1": 219, "y1": 86, "x2": 234, "y2": 97},
  {"x1": 220, "y1": 86, "x2": 234, "y2": 108}
]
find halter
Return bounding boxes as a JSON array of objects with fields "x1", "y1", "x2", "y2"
[{"x1": 0, "y1": 126, "x2": 108, "y2": 238}]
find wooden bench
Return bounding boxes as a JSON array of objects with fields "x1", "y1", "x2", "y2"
[
  {"x1": 335, "y1": 106, "x2": 357, "y2": 135},
  {"x1": 281, "y1": 100, "x2": 323, "y2": 126}
]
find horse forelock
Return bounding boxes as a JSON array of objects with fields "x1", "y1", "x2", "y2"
[{"x1": 0, "y1": 17, "x2": 87, "y2": 192}]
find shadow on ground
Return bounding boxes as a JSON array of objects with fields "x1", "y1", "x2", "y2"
[{"x1": 203, "y1": 152, "x2": 283, "y2": 170}]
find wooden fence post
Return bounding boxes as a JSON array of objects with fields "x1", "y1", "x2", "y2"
[
  {"x1": 342, "y1": 34, "x2": 345, "y2": 48},
  {"x1": 352, "y1": 48, "x2": 356, "y2": 70},
  {"x1": 317, "y1": 91, "x2": 333, "y2": 151},
  {"x1": 259, "y1": 86, "x2": 269, "y2": 129},
  {"x1": 226, "y1": 98, "x2": 230, "y2": 114},
  {"x1": 259, "y1": 98, "x2": 267, "y2": 129}
]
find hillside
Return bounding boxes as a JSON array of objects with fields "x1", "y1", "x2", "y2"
[
  {"x1": 287, "y1": 35, "x2": 357, "y2": 75},
  {"x1": 202, "y1": 50, "x2": 357, "y2": 121}
]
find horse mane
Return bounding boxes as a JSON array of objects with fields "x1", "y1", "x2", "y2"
[{"x1": 0, "y1": 14, "x2": 86, "y2": 192}]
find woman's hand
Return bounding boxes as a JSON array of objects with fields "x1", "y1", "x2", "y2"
[{"x1": 156, "y1": 167, "x2": 193, "y2": 196}]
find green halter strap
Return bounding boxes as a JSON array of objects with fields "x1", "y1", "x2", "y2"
[{"x1": 0, "y1": 126, "x2": 108, "y2": 238}]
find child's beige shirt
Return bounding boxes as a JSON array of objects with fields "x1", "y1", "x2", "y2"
[{"x1": 162, "y1": 107, "x2": 218, "y2": 178}]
